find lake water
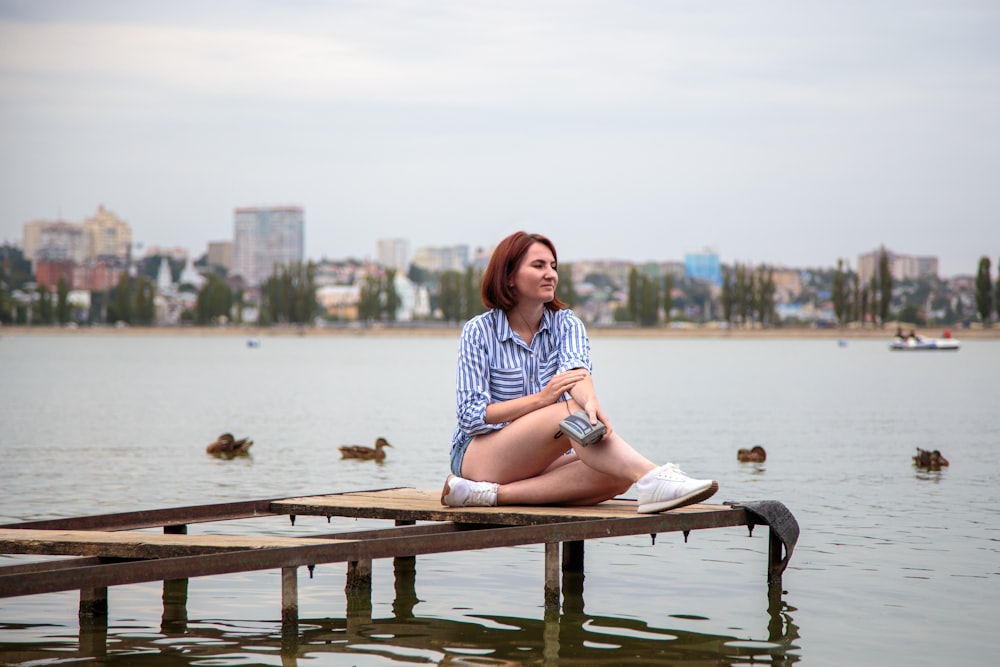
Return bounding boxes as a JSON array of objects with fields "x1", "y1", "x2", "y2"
[{"x1": 1, "y1": 332, "x2": 997, "y2": 666}]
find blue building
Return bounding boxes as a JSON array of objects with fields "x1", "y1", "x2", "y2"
[{"x1": 684, "y1": 250, "x2": 722, "y2": 285}]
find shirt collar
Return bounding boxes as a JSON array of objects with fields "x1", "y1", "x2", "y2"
[{"x1": 496, "y1": 307, "x2": 554, "y2": 342}]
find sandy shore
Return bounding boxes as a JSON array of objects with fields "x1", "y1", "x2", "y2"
[{"x1": 4, "y1": 323, "x2": 997, "y2": 340}]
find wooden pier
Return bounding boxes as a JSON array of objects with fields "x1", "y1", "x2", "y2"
[{"x1": 0, "y1": 488, "x2": 797, "y2": 637}]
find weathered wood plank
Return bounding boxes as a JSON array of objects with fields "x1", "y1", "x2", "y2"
[
  {"x1": 0, "y1": 529, "x2": 342, "y2": 559},
  {"x1": 270, "y1": 489, "x2": 729, "y2": 525},
  {"x1": 0, "y1": 499, "x2": 279, "y2": 531},
  {"x1": 0, "y1": 512, "x2": 755, "y2": 599}
]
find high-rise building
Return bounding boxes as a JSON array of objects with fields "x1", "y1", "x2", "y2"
[
  {"x1": 23, "y1": 220, "x2": 87, "y2": 263},
  {"x1": 857, "y1": 248, "x2": 938, "y2": 283},
  {"x1": 232, "y1": 206, "x2": 304, "y2": 286},
  {"x1": 376, "y1": 238, "x2": 410, "y2": 272},
  {"x1": 412, "y1": 244, "x2": 469, "y2": 273},
  {"x1": 83, "y1": 205, "x2": 132, "y2": 261}
]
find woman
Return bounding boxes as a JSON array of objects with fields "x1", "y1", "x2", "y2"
[{"x1": 443, "y1": 231, "x2": 718, "y2": 513}]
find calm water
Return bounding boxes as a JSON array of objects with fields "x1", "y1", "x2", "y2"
[{"x1": 1, "y1": 332, "x2": 997, "y2": 666}]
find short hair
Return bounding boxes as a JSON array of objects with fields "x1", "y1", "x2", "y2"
[{"x1": 481, "y1": 231, "x2": 566, "y2": 312}]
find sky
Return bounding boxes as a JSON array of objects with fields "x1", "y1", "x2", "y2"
[{"x1": 1, "y1": 1, "x2": 998, "y2": 277}]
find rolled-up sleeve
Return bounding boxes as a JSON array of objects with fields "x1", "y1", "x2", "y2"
[
  {"x1": 455, "y1": 319, "x2": 504, "y2": 438},
  {"x1": 556, "y1": 310, "x2": 592, "y2": 373}
]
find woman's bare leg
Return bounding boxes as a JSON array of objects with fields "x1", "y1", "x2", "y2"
[{"x1": 460, "y1": 401, "x2": 659, "y2": 506}]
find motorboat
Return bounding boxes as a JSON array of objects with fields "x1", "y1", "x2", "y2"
[{"x1": 889, "y1": 336, "x2": 960, "y2": 351}]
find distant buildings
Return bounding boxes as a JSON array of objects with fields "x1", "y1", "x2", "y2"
[
  {"x1": 857, "y1": 248, "x2": 938, "y2": 283},
  {"x1": 232, "y1": 205, "x2": 304, "y2": 286},
  {"x1": 23, "y1": 205, "x2": 132, "y2": 264},
  {"x1": 684, "y1": 249, "x2": 722, "y2": 286},
  {"x1": 23, "y1": 205, "x2": 133, "y2": 291},
  {"x1": 412, "y1": 244, "x2": 469, "y2": 272},
  {"x1": 376, "y1": 238, "x2": 410, "y2": 273},
  {"x1": 206, "y1": 241, "x2": 233, "y2": 272}
]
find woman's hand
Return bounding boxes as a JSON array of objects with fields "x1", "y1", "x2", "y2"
[
  {"x1": 542, "y1": 369, "x2": 588, "y2": 405},
  {"x1": 584, "y1": 400, "x2": 614, "y2": 440}
]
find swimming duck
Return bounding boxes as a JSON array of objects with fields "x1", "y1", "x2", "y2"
[
  {"x1": 206, "y1": 433, "x2": 253, "y2": 456},
  {"x1": 737, "y1": 445, "x2": 767, "y2": 463},
  {"x1": 913, "y1": 447, "x2": 949, "y2": 470},
  {"x1": 339, "y1": 437, "x2": 392, "y2": 461}
]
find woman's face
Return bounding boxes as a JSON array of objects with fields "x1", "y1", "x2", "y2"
[{"x1": 512, "y1": 242, "x2": 558, "y2": 304}]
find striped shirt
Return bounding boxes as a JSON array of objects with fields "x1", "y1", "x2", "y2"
[{"x1": 452, "y1": 307, "x2": 592, "y2": 448}]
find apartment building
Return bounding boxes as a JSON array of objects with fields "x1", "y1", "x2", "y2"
[
  {"x1": 232, "y1": 205, "x2": 304, "y2": 286},
  {"x1": 857, "y1": 248, "x2": 939, "y2": 283}
]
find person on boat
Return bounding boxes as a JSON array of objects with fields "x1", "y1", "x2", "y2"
[
  {"x1": 895, "y1": 326, "x2": 906, "y2": 340},
  {"x1": 908, "y1": 329, "x2": 922, "y2": 342},
  {"x1": 442, "y1": 231, "x2": 719, "y2": 513}
]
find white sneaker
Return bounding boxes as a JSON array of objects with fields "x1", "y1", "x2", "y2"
[
  {"x1": 636, "y1": 463, "x2": 718, "y2": 513},
  {"x1": 441, "y1": 474, "x2": 499, "y2": 507}
]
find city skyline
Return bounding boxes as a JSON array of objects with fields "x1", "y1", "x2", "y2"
[
  {"x1": 2, "y1": 2, "x2": 998, "y2": 278},
  {"x1": 7, "y1": 202, "x2": 973, "y2": 282}
]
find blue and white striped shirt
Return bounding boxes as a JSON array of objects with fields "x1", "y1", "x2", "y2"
[{"x1": 452, "y1": 307, "x2": 592, "y2": 448}]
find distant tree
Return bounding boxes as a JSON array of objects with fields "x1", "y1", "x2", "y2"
[
  {"x1": 867, "y1": 274, "x2": 878, "y2": 327},
  {"x1": 132, "y1": 276, "x2": 156, "y2": 325},
  {"x1": 261, "y1": 261, "x2": 318, "y2": 325},
  {"x1": 662, "y1": 274, "x2": 673, "y2": 324},
  {"x1": 853, "y1": 273, "x2": 863, "y2": 327},
  {"x1": 233, "y1": 288, "x2": 245, "y2": 325},
  {"x1": 734, "y1": 263, "x2": 749, "y2": 327},
  {"x1": 638, "y1": 274, "x2": 659, "y2": 326},
  {"x1": 56, "y1": 276, "x2": 70, "y2": 325},
  {"x1": 37, "y1": 285, "x2": 54, "y2": 324},
  {"x1": 357, "y1": 274, "x2": 381, "y2": 322},
  {"x1": 878, "y1": 246, "x2": 892, "y2": 327},
  {"x1": 196, "y1": 274, "x2": 233, "y2": 324},
  {"x1": 438, "y1": 270, "x2": 462, "y2": 322},
  {"x1": 756, "y1": 264, "x2": 776, "y2": 327},
  {"x1": 720, "y1": 266, "x2": 734, "y2": 325},
  {"x1": 975, "y1": 256, "x2": 993, "y2": 326},
  {"x1": 556, "y1": 262, "x2": 577, "y2": 308},
  {"x1": 108, "y1": 273, "x2": 132, "y2": 324},
  {"x1": 627, "y1": 267, "x2": 640, "y2": 322},
  {"x1": 407, "y1": 263, "x2": 431, "y2": 286},
  {"x1": 832, "y1": 259, "x2": 849, "y2": 327},
  {"x1": 461, "y1": 266, "x2": 480, "y2": 320}
]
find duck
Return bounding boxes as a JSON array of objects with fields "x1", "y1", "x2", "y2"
[
  {"x1": 737, "y1": 445, "x2": 767, "y2": 463},
  {"x1": 913, "y1": 447, "x2": 949, "y2": 470},
  {"x1": 339, "y1": 437, "x2": 392, "y2": 461},
  {"x1": 206, "y1": 433, "x2": 253, "y2": 456}
]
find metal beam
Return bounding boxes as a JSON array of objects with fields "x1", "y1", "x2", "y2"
[{"x1": 0, "y1": 511, "x2": 751, "y2": 598}]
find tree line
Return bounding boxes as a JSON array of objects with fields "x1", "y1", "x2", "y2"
[{"x1": 3, "y1": 243, "x2": 1000, "y2": 328}]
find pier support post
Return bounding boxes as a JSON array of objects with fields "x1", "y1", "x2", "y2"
[
  {"x1": 561, "y1": 540, "x2": 585, "y2": 614},
  {"x1": 562, "y1": 540, "x2": 584, "y2": 572},
  {"x1": 161, "y1": 578, "x2": 189, "y2": 631},
  {"x1": 79, "y1": 574, "x2": 108, "y2": 619},
  {"x1": 544, "y1": 542, "x2": 560, "y2": 611},
  {"x1": 767, "y1": 527, "x2": 783, "y2": 592},
  {"x1": 162, "y1": 524, "x2": 189, "y2": 631},
  {"x1": 346, "y1": 559, "x2": 372, "y2": 592},
  {"x1": 281, "y1": 566, "x2": 299, "y2": 638}
]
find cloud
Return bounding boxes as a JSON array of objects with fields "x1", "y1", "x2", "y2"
[{"x1": 1, "y1": 1, "x2": 998, "y2": 274}]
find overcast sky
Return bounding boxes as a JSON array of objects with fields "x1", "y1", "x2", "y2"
[{"x1": 1, "y1": 1, "x2": 997, "y2": 277}]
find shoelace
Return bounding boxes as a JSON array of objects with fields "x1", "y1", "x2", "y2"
[
  {"x1": 468, "y1": 481, "x2": 498, "y2": 506},
  {"x1": 656, "y1": 463, "x2": 687, "y2": 479}
]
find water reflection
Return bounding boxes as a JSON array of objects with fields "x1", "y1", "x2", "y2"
[{"x1": 2, "y1": 565, "x2": 800, "y2": 666}]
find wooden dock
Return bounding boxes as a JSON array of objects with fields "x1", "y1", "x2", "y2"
[{"x1": 0, "y1": 488, "x2": 797, "y2": 637}]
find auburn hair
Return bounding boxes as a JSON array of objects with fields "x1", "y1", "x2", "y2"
[{"x1": 481, "y1": 231, "x2": 566, "y2": 312}]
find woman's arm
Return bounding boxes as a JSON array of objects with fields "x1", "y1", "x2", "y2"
[{"x1": 484, "y1": 368, "x2": 588, "y2": 425}]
